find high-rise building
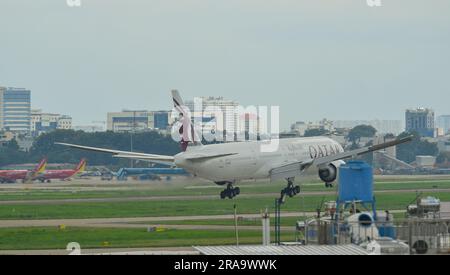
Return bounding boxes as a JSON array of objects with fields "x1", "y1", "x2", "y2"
[
  {"x1": 437, "y1": 115, "x2": 450, "y2": 135},
  {"x1": 0, "y1": 87, "x2": 31, "y2": 133},
  {"x1": 405, "y1": 108, "x2": 435, "y2": 137}
]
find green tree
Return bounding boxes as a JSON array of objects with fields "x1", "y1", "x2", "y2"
[
  {"x1": 0, "y1": 140, "x2": 27, "y2": 166},
  {"x1": 347, "y1": 125, "x2": 377, "y2": 144},
  {"x1": 437, "y1": 152, "x2": 450, "y2": 165},
  {"x1": 396, "y1": 131, "x2": 439, "y2": 164},
  {"x1": 304, "y1": 128, "x2": 329, "y2": 137},
  {"x1": 5, "y1": 138, "x2": 20, "y2": 151},
  {"x1": 28, "y1": 130, "x2": 180, "y2": 166}
]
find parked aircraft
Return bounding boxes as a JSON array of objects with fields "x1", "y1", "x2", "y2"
[
  {"x1": 0, "y1": 159, "x2": 47, "y2": 184},
  {"x1": 57, "y1": 91, "x2": 412, "y2": 202},
  {"x1": 34, "y1": 159, "x2": 87, "y2": 183}
]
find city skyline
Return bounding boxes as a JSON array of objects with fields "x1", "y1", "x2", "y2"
[
  {"x1": 1, "y1": 1, "x2": 449, "y2": 130},
  {"x1": 2, "y1": 85, "x2": 450, "y2": 134}
]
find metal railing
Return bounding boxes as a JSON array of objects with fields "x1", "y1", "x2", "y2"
[{"x1": 301, "y1": 215, "x2": 450, "y2": 254}]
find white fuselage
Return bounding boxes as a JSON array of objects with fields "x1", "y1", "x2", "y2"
[{"x1": 174, "y1": 137, "x2": 344, "y2": 182}]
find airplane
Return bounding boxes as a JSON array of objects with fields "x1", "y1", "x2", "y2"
[
  {"x1": 34, "y1": 159, "x2": 87, "y2": 183},
  {"x1": 0, "y1": 159, "x2": 47, "y2": 184},
  {"x1": 56, "y1": 91, "x2": 413, "y2": 202}
]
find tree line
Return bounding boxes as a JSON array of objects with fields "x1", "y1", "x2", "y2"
[
  {"x1": 0, "y1": 126, "x2": 446, "y2": 167},
  {"x1": 0, "y1": 130, "x2": 180, "y2": 167}
]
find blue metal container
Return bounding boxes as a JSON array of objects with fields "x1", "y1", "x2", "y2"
[
  {"x1": 338, "y1": 161, "x2": 373, "y2": 203},
  {"x1": 378, "y1": 225, "x2": 396, "y2": 239}
]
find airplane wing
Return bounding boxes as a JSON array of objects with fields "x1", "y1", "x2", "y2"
[
  {"x1": 270, "y1": 160, "x2": 314, "y2": 182},
  {"x1": 55, "y1": 143, "x2": 175, "y2": 165},
  {"x1": 269, "y1": 136, "x2": 412, "y2": 181},
  {"x1": 312, "y1": 136, "x2": 413, "y2": 167}
]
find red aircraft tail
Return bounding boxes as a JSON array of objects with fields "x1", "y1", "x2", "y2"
[
  {"x1": 33, "y1": 158, "x2": 47, "y2": 174},
  {"x1": 75, "y1": 159, "x2": 87, "y2": 174}
]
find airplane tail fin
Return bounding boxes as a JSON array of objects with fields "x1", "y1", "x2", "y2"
[
  {"x1": 172, "y1": 89, "x2": 185, "y2": 110},
  {"x1": 75, "y1": 159, "x2": 87, "y2": 174},
  {"x1": 171, "y1": 90, "x2": 202, "y2": 152},
  {"x1": 34, "y1": 158, "x2": 47, "y2": 174},
  {"x1": 24, "y1": 158, "x2": 47, "y2": 183}
]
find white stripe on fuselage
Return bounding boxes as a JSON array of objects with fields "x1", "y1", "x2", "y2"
[{"x1": 174, "y1": 137, "x2": 344, "y2": 182}]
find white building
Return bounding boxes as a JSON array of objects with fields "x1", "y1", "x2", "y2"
[
  {"x1": 291, "y1": 121, "x2": 308, "y2": 136},
  {"x1": 416, "y1": 156, "x2": 436, "y2": 168},
  {"x1": 31, "y1": 109, "x2": 72, "y2": 135},
  {"x1": 290, "y1": 119, "x2": 335, "y2": 136},
  {"x1": 437, "y1": 137, "x2": 450, "y2": 153}
]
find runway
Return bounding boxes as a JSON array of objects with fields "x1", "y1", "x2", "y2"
[
  {"x1": 0, "y1": 188, "x2": 448, "y2": 205},
  {"x1": 0, "y1": 211, "x2": 405, "y2": 229},
  {"x1": 0, "y1": 247, "x2": 200, "y2": 255}
]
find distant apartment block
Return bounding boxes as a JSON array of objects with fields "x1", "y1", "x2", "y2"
[
  {"x1": 31, "y1": 109, "x2": 72, "y2": 136},
  {"x1": 437, "y1": 115, "x2": 450, "y2": 135},
  {"x1": 406, "y1": 108, "x2": 435, "y2": 137},
  {"x1": 0, "y1": 87, "x2": 31, "y2": 133},
  {"x1": 291, "y1": 119, "x2": 335, "y2": 136},
  {"x1": 107, "y1": 110, "x2": 171, "y2": 133}
]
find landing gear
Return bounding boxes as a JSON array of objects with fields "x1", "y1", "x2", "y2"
[
  {"x1": 220, "y1": 183, "x2": 240, "y2": 200},
  {"x1": 325, "y1": 182, "x2": 334, "y2": 188},
  {"x1": 279, "y1": 178, "x2": 300, "y2": 204}
]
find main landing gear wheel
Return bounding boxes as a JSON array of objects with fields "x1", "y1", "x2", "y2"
[
  {"x1": 220, "y1": 184, "x2": 240, "y2": 199},
  {"x1": 279, "y1": 178, "x2": 300, "y2": 204},
  {"x1": 325, "y1": 182, "x2": 334, "y2": 188}
]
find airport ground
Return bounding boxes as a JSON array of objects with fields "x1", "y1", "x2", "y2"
[{"x1": 1, "y1": 175, "x2": 450, "y2": 254}]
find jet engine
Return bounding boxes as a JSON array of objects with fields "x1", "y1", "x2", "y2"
[{"x1": 318, "y1": 160, "x2": 345, "y2": 187}]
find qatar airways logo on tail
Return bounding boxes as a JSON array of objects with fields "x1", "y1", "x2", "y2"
[{"x1": 170, "y1": 97, "x2": 280, "y2": 152}]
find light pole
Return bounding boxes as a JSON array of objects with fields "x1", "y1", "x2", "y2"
[{"x1": 130, "y1": 111, "x2": 136, "y2": 168}]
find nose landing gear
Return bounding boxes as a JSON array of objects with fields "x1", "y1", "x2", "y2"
[
  {"x1": 220, "y1": 183, "x2": 241, "y2": 199},
  {"x1": 279, "y1": 178, "x2": 300, "y2": 204}
]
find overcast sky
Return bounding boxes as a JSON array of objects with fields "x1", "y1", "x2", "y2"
[{"x1": 0, "y1": 0, "x2": 449, "y2": 130}]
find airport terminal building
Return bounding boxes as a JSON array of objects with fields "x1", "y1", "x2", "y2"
[{"x1": 0, "y1": 87, "x2": 31, "y2": 133}]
